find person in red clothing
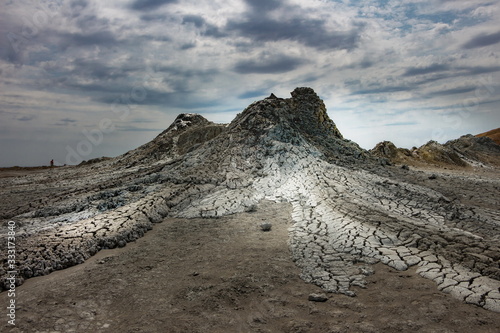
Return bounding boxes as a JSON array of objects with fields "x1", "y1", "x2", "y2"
[{"x1": 50, "y1": 159, "x2": 54, "y2": 167}]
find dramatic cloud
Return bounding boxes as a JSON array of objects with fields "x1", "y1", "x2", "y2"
[
  {"x1": 351, "y1": 86, "x2": 414, "y2": 95},
  {"x1": 463, "y1": 30, "x2": 500, "y2": 49},
  {"x1": 242, "y1": 0, "x2": 283, "y2": 12},
  {"x1": 16, "y1": 115, "x2": 36, "y2": 122},
  {"x1": 129, "y1": 0, "x2": 178, "y2": 11},
  {"x1": 59, "y1": 31, "x2": 120, "y2": 48},
  {"x1": 227, "y1": 17, "x2": 363, "y2": 51},
  {"x1": 404, "y1": 64, "x2": 452, "y2": 76},
  {"x1": 463, "y1": 65, "x2": 500, "y2": 75},
  {"x1": 238, "y1": 89, "x2": 270, "y2": 99},
  {"x1": 234, "y1": 55, "x2": 306, "y2": 74},
  {"x1": 1, "y1": 0, "x2": 499, "y2": 166},
  {"x1": 182, "y1": 15, "x2": 205, "y2": 28},
  {"x1": 384, "y1": 121, "x2": 418, "y2": 127},
  {"x1": 55, "y1": 118, "x2": 78, "y2": 126},
  {"x1": 427, "y1": 86, "x2": 477, "y2": 97},
  {"x1": 182, "y1": 14, "x2": 227, "y2": 37}
]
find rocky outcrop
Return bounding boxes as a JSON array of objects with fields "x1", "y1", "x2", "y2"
[
  {"x1": 1, "y1": 87, "x2": 499, "y2": 312},
  {"x1": 416, "y1": 140, "x2": 469, "y2": 167},
  {"x1": 115, "y1": 113, "x2": 226, "y2": 166},
  {"x1": 371, "y1": 141, "x2": 412, "y2": 164},
  {"x1": 446, "y1": 134, "x2": 500, "y2": 165},
  {"x1": 225, "y1": 87, "x2": 375, "y2": 167},
  {"x1": 372, "y1": 134, "x2": 500, "y2": 168},
  {"x1": 79, "y1": 156, "x2": 112, "y2": 166}
]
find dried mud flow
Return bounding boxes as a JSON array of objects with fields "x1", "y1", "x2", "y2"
[{"x1": 1, "y1": 88, "x2": 500, "y2": 332}]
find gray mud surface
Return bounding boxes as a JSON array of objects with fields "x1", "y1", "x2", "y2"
[{"x1": 2, "y1": 201, "x2": 500, "y2": 333}]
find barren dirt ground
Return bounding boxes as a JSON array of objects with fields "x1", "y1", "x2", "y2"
[{"x1": 2, "y1": 200, "x2": 500, "y2": 333}]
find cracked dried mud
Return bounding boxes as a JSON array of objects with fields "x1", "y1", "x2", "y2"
[{"x1": 3, "y1": 200, "x2": 500, "y2": 333}]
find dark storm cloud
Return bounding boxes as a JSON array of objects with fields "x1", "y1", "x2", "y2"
[
  {"x1": 204, "y1": 25, "x2": 227, "y2": 38},
  {"x1": 233, "y1": 55, "x2": 306, "y2": 74},
  {"x1": 242, "y1": 0, "x2": 283, "y2": 12},
  {"x1": 65, "y1": 0, "x2": 105, "y2": 24},
  {"x1": 427, "y1": 86, "x2": 477, "y2": 97},
  {"x1": 70, "y1": 0, "x2": 89, "y2": 10},
  {"x1": 116, "y1": 125, "x2": 164, "y2": 132},
  {"x1": 46, "y1": 58, "x2": 143, "y2": 91},
  {"x1": 351, "y1": 86, "x2": 413, "y2": 95},
  {"x1": 402, "y1": 64, "x2": 500, "y2": 87},
  {"x1": 16, "y1": 115, "x2": 36, "y2": 122},
  {"x1": 344, "y1": 79, "x2": 361, "y2": 87},
  {"x1": 180, "y1": 42, "x2": 196, "y2": 50},
  {"x1": 73, "y1": 14, "x2": 112, "y2": 30},
  {"x1": 139, "y1": 13, "x2": 169, "y2": 21},
  {"x1": 0, "y1": 12, "x2": 41, "y2": 64},
  {"x1": 55, "y1": 118, "x2": 78, "y2": 126},
  {"x1": 64, "y1": 82, "x2": 127, "y2": 94},
  {"x1": 142, "y1": 34, "x2": 172, "y2": 42},
  {"x1": 59, "y1": 30, "x2": 119, "y2": 48},
  {"x1": 352, "y1": 75, "x2": 485, "y2": 99},
  {"x1": 224, "y1": 0, "x2": 363, "y2": 50},
  {"x1": 69, "y1": 60, "x2": 122, "y2": 80},
  {"x1": 182, "y1": 15, "x2": 205, "y2": 28},
  {"x1": 129, "y1": 0, "x2": 178, "y2": 11},
  {"x1": 403, "y1": 64, "x2": 451, "y2": 76},
  {"x1": 61, "y1": 64, "x2": 218, "y2": 101},
  {"x1": 341, "y1": 59, "x2": 375, "y2": 70},
  {"x1": 461, "y1": 65, "x2": 500, "y2": 75},
  {"x1": 238, "y1": 89, "x2": 269, "y2": 99},
  {"x1": 68, "y1": 58, "x2": 142, "y2": 81},
  {"x1": 358, "y1": 59, "x2": 374, "y2": 69},
  {"x1": 462, "y1": 30, "x2": 500, "y2": 49},
  {"x1": 0, "y1": 2, "x2": 119, "y2": 64},
  {"x1": 383, "y1": 121, "x2": 418, "y2": 127},
  {"x1": 411, "y1": 65, "x2": 500, "y2": 85},
  {"x1": 182, "y1": 15, "x2": 227, "y2": 38},
  {"x1": 156, "y1": 65, "x2": 219, "y2": 80},
  {"x1": 227, "y1": 17, "x2": 363, "y2": 50},
  {"x1": 97, "y1": 88, "x2": 221, "y2": 109},
  {"x1": 0, "y1": 32, "x2": 21, "y2": 63},
  {"x1": 60, "y1": 63, "x2": 221, "y2": 108},
  {"x1": 60, "y1": 118, "x2": 78, "y2": 123},
  {"x1": 413, "y1": 73, "x2": 454, "y2": 86}
]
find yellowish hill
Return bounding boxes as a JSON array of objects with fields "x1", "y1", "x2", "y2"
[{"x1": 476, "y1": 128, "x2": 500, "y2": 145}]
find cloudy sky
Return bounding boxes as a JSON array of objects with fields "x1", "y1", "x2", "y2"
[{"x1": 1, "y1": 0, "x2": 499, "y2": 167}]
